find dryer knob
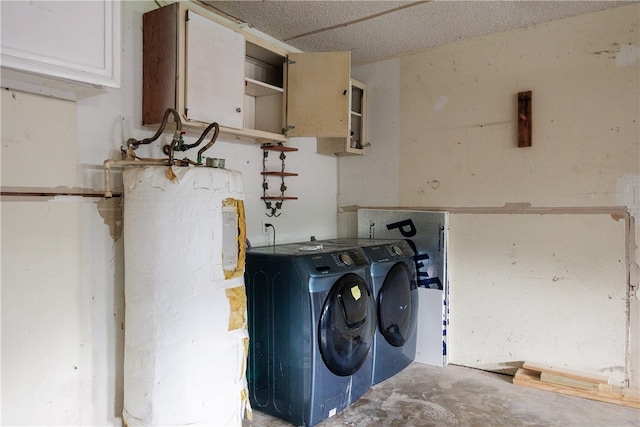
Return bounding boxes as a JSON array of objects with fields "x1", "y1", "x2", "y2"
[
  {"x1": 339, "y1": 253, "x2": 353, "y2": 265},
  {"x1": 391, "y1": 245, "x2": 403, "y2": 256}
]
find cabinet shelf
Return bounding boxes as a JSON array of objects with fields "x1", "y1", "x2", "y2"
[
  {"x1": 217, "y1": 126, "x2": 287, "y2": 143},
  {"x1": 261, "y1": 171, "x2": 299, "y2": 177},
  {"x1": 245, "y1": 78, "x2": 283, "y2": 97}
]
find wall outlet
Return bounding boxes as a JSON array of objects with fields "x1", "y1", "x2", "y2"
[{"x1": 262, "y1": 220, "x2": 269, "y2": 235}]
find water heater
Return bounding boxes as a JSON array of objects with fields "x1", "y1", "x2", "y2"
[{"x1": 121, "y1": 165, "x2": 249, "y2": 426}]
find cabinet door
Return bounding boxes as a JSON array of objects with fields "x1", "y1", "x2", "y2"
[
  {"x1": 185, "y1": 10, "x2": 245, "y2": 130},
  {"x1": 286, "y1": 52, "x2": 350, "y2": 138},
  {"x1": 0, "y1": 1, "x2": 120, "y2": 92}
]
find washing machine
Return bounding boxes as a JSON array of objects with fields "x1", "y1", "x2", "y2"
[
  {"x1": 322, "y1": 238, "x2": 418, "y2": 385},
  {"x1": 245, "y1": 242, "x2": 376, "y2": 427}
]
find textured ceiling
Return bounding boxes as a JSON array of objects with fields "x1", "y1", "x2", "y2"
[{"x1": 200, "y1": 0, "x2": 634, "y2": 65}]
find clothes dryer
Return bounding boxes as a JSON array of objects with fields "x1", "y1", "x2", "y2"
[
  {"x1": 323, "y1": 239, "x2": 418, "y2": 385},
  {"x1": 245, "y1": 242, "x2": 376, "y2": 427}
]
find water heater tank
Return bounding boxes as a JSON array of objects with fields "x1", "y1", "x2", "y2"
[{"x1": 122, "y1": 165, "x2": 249, "y2": 426}]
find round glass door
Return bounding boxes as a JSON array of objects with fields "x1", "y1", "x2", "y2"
[
  {"x1": 378, "y1": 262, "x2": 414, "y2": 347},
  {"x1": 318, "y1": 273, "x2": 375, "y2": 376}
]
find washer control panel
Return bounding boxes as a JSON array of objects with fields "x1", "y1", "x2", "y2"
[{"x1": 330, "y1": 249, "x2": 367, "y2": 267}]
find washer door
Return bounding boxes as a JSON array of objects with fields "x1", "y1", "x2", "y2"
[
  {"x1": 318, "y1": 273, "x2": 375, "y2": 377},
  {"x1": 378, "y1": 262, "x2": 414, "y2": 347}
]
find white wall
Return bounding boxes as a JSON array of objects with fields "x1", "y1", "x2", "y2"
[
  {"x1": 397, "y1": 6, "x2": 639, "y2": 208},
  {"x1": 338, "y1": 59, "x2": 401, "y2": 236},
  {"x1": 1, "y1": 1, "x2": 337, "y2": 425},
  {"x1": 341, "y1": 4, "x2": 639, "y2": 387},
  {"x1": 448, "y1": 213, "x2": 628, "y2": 380}
]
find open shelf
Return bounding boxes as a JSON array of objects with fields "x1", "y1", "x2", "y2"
[
  {"x1": 261, "y1": 196, "x2": 299, "y2": 201},
  {"x1": 261, "y1": 144, "x2": 298, "y2": 152},
  {"x1": 261, "y1": 171, "x2": 299, "y2": 177},
  {"x1": 245, "y1": 78, "x2": 284, "y2": 97}
]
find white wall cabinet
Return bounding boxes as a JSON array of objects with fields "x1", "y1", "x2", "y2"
[
  {"x1": 0, "y1": 1, "x2": 121, "y2": 100},
  {"x1": 142, "y1": 1, "x2": 365, "y2": 151},
  {"x1": 143, "y1": 2, "x2": 287, "y2": 142}
]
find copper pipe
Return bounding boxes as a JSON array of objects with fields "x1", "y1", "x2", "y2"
[
  {"x1": 197, "y1": 122, "x2": 220, "y2": 164},
  {"x1": 128, "y1": 108, "x2": 182, "y2": 150}
]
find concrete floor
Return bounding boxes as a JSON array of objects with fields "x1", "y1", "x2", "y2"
[{"x1": 245, "y1": 363, "x2": 640, "y2": 427}]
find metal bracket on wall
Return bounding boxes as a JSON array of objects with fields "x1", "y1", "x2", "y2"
[{"x1": 261, "y1": 143, "x2": 298, "y2": 217}]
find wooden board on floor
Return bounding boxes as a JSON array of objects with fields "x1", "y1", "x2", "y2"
[
  {"x1": 513, "y1": 368, "x2": 640, "y2": 409},
  {"x1": 523, "y1": 362, "x2": 609, "y2": 384},
  {"x1": 540, "y1": 372, "x2": 600, "y2": 391}
]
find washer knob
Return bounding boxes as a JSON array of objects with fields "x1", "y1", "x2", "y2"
[
  {"x1": 339, "y1": 253, "x2": 352, "y2": 265},
  {"x1": 391, "y1": 245, "x2": 403, "y2": 256}
]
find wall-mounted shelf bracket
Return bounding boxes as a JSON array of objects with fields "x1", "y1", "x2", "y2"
[{"x1": 261, "y1": 144, "x2": 298, "y2": 217}]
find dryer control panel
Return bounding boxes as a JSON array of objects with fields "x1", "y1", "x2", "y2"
[
  {"x1": 365, "y1": 240, "x2": 414, "y2": 263},
  {"x1": 299, "y1": 248, "x2": 368, "y2": 276}
]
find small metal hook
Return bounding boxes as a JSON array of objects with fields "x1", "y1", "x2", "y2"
[{"x1": 265, "y1": 207, "x2": 281, "y2": 217}]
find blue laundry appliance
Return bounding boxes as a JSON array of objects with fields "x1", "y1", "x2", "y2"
[
  {"x1": 245, "y1": 242, "x2": 376, "y2": 426},
  {"x1": 323, "y1": 239, "x2": 418, "y2": 385}
]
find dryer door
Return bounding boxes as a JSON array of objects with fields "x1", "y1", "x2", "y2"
[
  {"x1": 318, "y1": 273, "x2": 375, "y2": 376},
  {"x1": 378, "y1": 262, "x2": 415, "y2": 347}
]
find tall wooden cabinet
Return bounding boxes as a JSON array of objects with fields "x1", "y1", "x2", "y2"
[{"x1": 142, "y1": 2, "x2": 365, "y2": 153}]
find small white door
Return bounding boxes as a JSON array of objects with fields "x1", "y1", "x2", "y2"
[{"x1": 185, "y1": 11, "x2": 245, "y2": 129}]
